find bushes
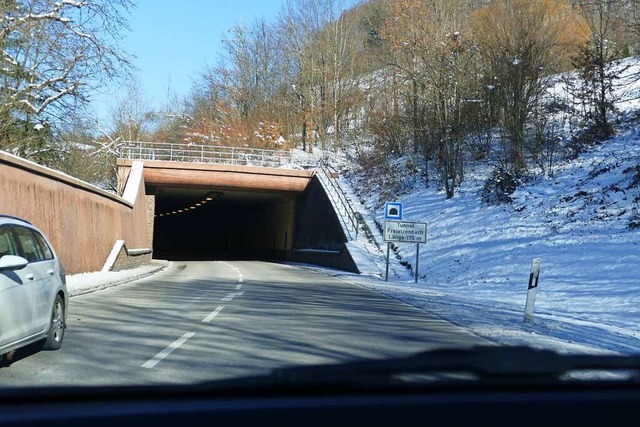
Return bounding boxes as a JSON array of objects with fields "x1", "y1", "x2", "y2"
[{"x1": 481, "y1": 168, "x2": 518, "y2": 205}]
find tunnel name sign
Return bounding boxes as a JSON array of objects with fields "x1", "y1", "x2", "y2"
[
  {"x1": 384, "y1": 221, "x2": 427, "y2": 243},
  {"x1": 383, "y1": 220, "x2": 427, "y2": 283}
]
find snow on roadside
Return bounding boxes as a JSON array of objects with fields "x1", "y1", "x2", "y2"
[
  {"x1": 66, "y1": 262, "x2": 170, "y2": 297},
  {"x1": 335, "y1": 143, "x2": 640, "y2": 355},
  {"x1": 327, "y1": 94, "x2": 640, "y2": 357}
]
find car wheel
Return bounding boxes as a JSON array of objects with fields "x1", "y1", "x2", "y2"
[{"x1": 43, "y1": 295, "x2": 65, "y2": 350}]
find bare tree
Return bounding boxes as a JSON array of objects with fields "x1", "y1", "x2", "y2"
[
  {"x1": 471, "y1": 0, "x2": 587, "y2": 174},
  {"x1": 280, "y1": 0, "x2": 363, "y2": 152},
  {"x1": 377, "y1": 0, "x2": 432, "y2": 157},
  {"x1": 0, "y1": 0, "x2": 133, "y2": 162},
  {"x1": 426, "y1": 0, "x2": 479, "y2": 198},
  {"x1": 373, "y1": 0, "x2": 479, "y2": 196},
  {"x1": 572, "y1": 0, "x2": 628, "y2": 145},
  {"x1": 110, "y1": 78, "x2": 157, "y2": 142}
]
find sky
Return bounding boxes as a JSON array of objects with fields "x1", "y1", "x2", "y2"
[{"x1": 90, "y1": 0, "x2": 287, "y2": 124}]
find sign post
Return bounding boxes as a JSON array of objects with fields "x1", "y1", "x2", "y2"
[
  {"x1": 524, "y1": 258, "x2": 541, "y2": 324},
  {"x1": 385, "y1": 242, "x2": 390, "y2": 282},
  {"x1": 415, "y1": 243, "x2": 419, "y2": 283},
  {"x1": 383, "y1": 220, "x2": 427, "y2": 282}
]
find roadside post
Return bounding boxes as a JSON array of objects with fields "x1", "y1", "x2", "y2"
[
  {"x1": 383, "y1": 218, "x2": 427, "y2": 283},
  {"x1": 524, "y1": 258, "x2": 542, "y2": 324}
]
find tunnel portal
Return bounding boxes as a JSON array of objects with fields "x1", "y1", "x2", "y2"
[{"x1": 117, "y1": 159, "x2": 357, "y2": 271}]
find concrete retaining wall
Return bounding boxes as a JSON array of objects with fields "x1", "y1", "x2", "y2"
[
  {"x1": 112, "y1": 245, "x2": 153, "y2": 272},
  {"x1": 0, "y1": 151, "x2": 148, "y2": 274}
]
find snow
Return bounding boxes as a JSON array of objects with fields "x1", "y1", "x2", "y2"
[
  {"x1": 319, "y1": 60, "x2": 640, "y2": 357},
  {"x1": 66, "y1": 262, "x2": 169, "y2": 297}
]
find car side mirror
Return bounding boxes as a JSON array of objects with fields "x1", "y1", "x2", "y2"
[{"x1": 0, "y1": 255, "x2": 29, "y2": 271}]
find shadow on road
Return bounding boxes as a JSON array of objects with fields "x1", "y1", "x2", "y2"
[{"x1": 1, "y1": 341, "x2": 47, "y2": 368}]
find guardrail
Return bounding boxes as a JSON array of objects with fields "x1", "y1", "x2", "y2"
[{"x1": 119, "y1": 141, "x2": 329, "y2": 169}]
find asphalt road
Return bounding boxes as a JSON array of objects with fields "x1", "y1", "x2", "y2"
[{"x1": 0, "y1": 261, "x2": 490, "y2": 387}]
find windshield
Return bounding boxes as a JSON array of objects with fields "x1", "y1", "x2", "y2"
[{"x1": 1, "y1": 0, "x2": 639, "y2": 391}]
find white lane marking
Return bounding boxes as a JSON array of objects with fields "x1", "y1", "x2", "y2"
[
  {"x1": 221, "y1": 291, "x2": 244, "y2": 302},
  {"x1": 219, "y1": 261, "x2": 244, "y2": 285},
  {"x1": 142, "y1": 332, "x2": 195, "y2": 369},
  {"x1": 235, "y1": 284, "x2": 242, "y2": 290},
  {"x1": 202, "y1": 306, "x2": 224, "y2": 323}
]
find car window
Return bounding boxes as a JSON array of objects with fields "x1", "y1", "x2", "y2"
[
  {"x1": 0, "y1": 226, "x2": 19, "y2": 258},
  {"x1": 31, "y1": 229, "x2": 54, "y2": 261},
  {"x1": 13, "y1": 225, "x2": 44, "y2": 263}
]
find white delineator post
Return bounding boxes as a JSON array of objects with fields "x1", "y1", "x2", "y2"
[{"x1": 524, "y1": 258, "x2": 542, "y2": 324}]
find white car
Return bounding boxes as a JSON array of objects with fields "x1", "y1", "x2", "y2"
[{"x1": 0, "y1": 215, "x2": 67, "y2": 362}]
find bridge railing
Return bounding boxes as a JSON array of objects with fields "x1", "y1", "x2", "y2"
[
  {"x1": 119, "y1": 141, "x2": 328, "y2": 169},
  {"x1": 317, "y1": 163, "x2": 359, "y2": 241}
]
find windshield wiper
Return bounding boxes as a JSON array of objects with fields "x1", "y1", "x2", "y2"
[{"x1": 266, "y1": 345, "x2": 640, "y2": 386}]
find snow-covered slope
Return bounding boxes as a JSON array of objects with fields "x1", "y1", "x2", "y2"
[{"x1": 329, "y1": 59, "x2": 640, "y2": 356}]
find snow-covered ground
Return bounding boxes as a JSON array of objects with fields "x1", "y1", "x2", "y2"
[
  {"x1": 66, "y1": 261, "x2": 169, "y2": 297},
  {"x1": 324, "y1": 60, "x2": 640, "y2": 356}
]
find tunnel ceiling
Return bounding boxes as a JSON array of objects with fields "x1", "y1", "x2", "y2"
[{"x1": 151, "y1": 186, "x2": 288, "y2": 215}]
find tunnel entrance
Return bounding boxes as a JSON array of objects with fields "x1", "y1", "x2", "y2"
[
  {"x1": 118, "y1": 157, "x2": 360, "y2": 271},
  {"x1": 151, "y1": 186, "x2": 296, "y2": 261}
]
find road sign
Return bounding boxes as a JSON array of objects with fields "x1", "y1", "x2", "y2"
[
  {"x1": 384, "y1": 202, "x2": 403, "y2": 220},
  {"x1": 384, "y1": 220, "x2": 427, "y2": 243}
]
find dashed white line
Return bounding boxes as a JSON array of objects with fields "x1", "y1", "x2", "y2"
[
  {"x1": 219, "y1": 261, "x2": 245, "y2": 285},
  {"x1": 142, "y1": 332, "x2": 195, "y2": 369},
  {"x1": 235, "y1": 284, "x2": 242, "y2": 290},
  {"x1": 221, "y1": 291, "x2": 244, "y2": 302},
  {"x1": 202, "y1": 305, "x2": 224, "y2": 323}
]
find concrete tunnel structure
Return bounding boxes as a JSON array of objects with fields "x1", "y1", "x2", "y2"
[{"x1": 117, "y1": 159, "x2": 359, "y2": 272}]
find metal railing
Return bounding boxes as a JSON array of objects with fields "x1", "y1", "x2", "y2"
[
  {"x1": 120, "y1": 141, "x2": 297, "y2": 169},
  {"x1": 119, "y1": 141, "x2": 336, "y2": 170},
  {"x1": 317, "y1": 163, "x2": 359, "y2": 241}
]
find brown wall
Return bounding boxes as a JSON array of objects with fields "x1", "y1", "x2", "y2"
[
  {"x1": 118, "y1": 159, "x2": 314, "y2": 193},
  {"x1": 0, "y1": 151, "x2": 148, "y2": 274}
]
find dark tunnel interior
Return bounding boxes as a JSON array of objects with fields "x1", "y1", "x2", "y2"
[
  {"x1": 148, "y1": 178, "x2": 356, "y2": 271},
  {"x1": 151, "y1": 186, "x2": 296, "y2": 261}
]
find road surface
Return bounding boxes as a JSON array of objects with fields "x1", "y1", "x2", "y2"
[{"x1": 0, "y1": 261, "x2": 489, "y2": 387}]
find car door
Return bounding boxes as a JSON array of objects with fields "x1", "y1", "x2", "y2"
[
  {"x1": 0, "y1": 226, "x2": 32, "y2": 347},
  {"x1": 12, "y1": 225, "x2": 52, "y2": 335},
  {"x1": 29, "y1": 228, "x2": 59, "y2": 332}
]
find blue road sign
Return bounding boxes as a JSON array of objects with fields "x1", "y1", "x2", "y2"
[{"x1": 384, "y1": 202, "x2": 403, "y2": 220}]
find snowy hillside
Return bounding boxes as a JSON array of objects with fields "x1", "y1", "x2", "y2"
[{"x1": 329, "y1": 59, "x2": 640, "y2": 356}]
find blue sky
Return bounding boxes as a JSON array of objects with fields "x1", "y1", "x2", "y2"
[{"x1": 91, "y1": 0, "x2": 286, "y2": 124}]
